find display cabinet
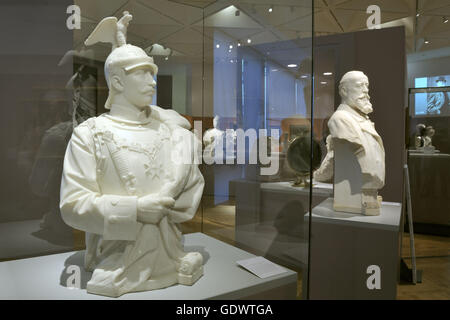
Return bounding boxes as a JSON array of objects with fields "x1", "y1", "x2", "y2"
[{"x1": 3, "y1": 0, "x2": 443, "y2": 301}]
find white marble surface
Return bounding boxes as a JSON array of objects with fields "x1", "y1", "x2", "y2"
[
  {"x1": 328, "y1": 71, "x2": 385, "y2": 215},
  {"x1": 0, "y1": 233, "x2": 297, "y2": 300}
]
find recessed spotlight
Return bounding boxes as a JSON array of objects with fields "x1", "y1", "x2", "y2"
[
  {"x1": 229, "y1": 45, "x2": 233, "y2": 49},
  {"x1": 287, "y1": 64, "x2": 298, "y2": 68},
  {"x1": 444, "y1": 16, "x2": 449, "y2": 23},
  {"x1": 268, "y1": 6, "x2": 273, "y2": 13},
  {"x1": 237, "y1": 42, "x2": 241, "y2": 47},
  {"x1": 216, "y1": 44, "x2": 220, "y2": 48},
  {"x1": 228, "y1": 50, "x2": 231, "y2": 53},
  {"x1": 247, "y1": 38, "x2": 252, "y2": 44},
  {"x1": 323, "y1": 72, "x2": 333, "y2": 76},
  {"x1": 416, "y1": 13, "x2": 420, "y2": 17},
  {"x1": 424, "y1": 39, "x2": 430, "y2": 44}
]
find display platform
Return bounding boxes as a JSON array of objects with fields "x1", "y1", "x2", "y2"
[
  {"x1": 234, "y1": 179, "x2": 332, "y2": 293},
  {"x1": 0, "y1": 232, "x2": 297, "y2": 300},
  {"x1": 306, "y1": 198, "x2": 402, "y2": 300},
  {"x1": 408, "y1": 152, "x2": 450, "y2": 230},
  {"x1": 306, "y1": 198, "x2": 402, "y2": 231}
]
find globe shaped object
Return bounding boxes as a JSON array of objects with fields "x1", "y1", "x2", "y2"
[{"x1": 287, "y1": 134, "x2": 322, "y2": 187}]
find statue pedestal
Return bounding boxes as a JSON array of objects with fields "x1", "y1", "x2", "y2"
[
  {"x1": 0, "y1": 233, "x2": 297, "y2": 299},
  {"x1": 305, "y1": 198, "x2": 402, "y2": 299}
]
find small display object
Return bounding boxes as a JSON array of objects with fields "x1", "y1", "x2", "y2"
[
  {"x1": 325, "y1": 71, "x2": 385, "y2": 216},
  {"x1": 59, "y1": 12, "x2": 204, "y2": 297},
  {"x1": 414, "y1": 124, "x2": 437, "y2": 153},
  {"x1": 286, "y1": 133, "x2": 322, "y2": 187},
  {"x1": 203, "y1": 115, "x2": 236, "y2": 160}
]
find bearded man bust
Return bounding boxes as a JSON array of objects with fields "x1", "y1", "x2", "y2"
[{"x1": 328, "y1": 71, "x2": 385, "y2": 216}]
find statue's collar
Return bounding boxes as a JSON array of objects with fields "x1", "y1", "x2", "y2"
[
  {"x1": 107, "y1": 104, "x2": 152, "y2": 125},
  {"x1": 338, "y1": 103, "x2": 370, "y2": 121}
]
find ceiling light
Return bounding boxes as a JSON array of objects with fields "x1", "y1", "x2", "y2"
[
  {"x1": 416, "y1": 13, "x2": 420, "y2": 17},
  {"x1": 165, "y1": 56, "x2": 169, "y2": 61},
  {"x1": 323, "y1": 72, "x2": 333, "y2": 76},
  {"x1": 287, "y1": 64, "x2": 297, "y2": 68},
  {"x1": 272, "y1": 69, "x2": 278, "y2": 72},
  {"x1": 444, "y1": 16, "x2": 449, "y2": 23},
  {"x1": 301, "y1": 75, "x2": 308, "y2": 79},
  {"x1": 268, "y1": 6, "x2": 273, "y2": 13},
  {"x1": 247, "y1": 38, "x2": 252, "y2": 44},
  {"x1": 216, "y1": 44, "x2": 220, "y2": 48},
  {"x1": 237, "y1": 42, "x2": 241, "y2": 47},
  {"x1": 424, "y1": 39, "x2": 430, "y2": 44},
  {"x1": 229, "y1": 45, "x2": 233, "y2": 49},
  {"x1": 321, "y1": 81, "x2": 327, "y2": 85}
]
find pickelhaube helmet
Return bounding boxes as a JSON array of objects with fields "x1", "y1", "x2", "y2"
[{"x1": 84, "y1": 11, "x2": 158, "y2": 109}]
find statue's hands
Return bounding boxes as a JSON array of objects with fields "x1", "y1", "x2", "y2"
[{"x1": 137, "y1": 194, "x2": 175, "y2": 224}]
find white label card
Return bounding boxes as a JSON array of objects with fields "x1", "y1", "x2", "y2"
[{"x1": 236, "y1": 256, "x2": 287, "y2": 279}]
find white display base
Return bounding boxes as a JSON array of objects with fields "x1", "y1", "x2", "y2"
[
  {"x1": 0, "y1": 232, "x2": 297, "y2": 300},
  {"x1": 306, "y1": 198, "x2": 402, "y2": 231}
]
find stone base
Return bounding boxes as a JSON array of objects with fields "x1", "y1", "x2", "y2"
[{"x1": 178, "y1": 266, "x2": 203, "y2": 285}]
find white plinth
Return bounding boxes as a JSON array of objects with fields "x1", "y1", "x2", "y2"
[
  {"x1": 0, "y1": 233, "x2": 297, "y2": 300},
  {"x1": 306, "y1": 198, "x2": 402, "y2": 231}
]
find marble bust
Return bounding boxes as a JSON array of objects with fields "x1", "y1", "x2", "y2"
[
  {"x1": 327, "y1": 71, "x2": 385, "y2": 215},
  {"x1": 60, "y1": 12, "x2": 204, "y2": 297},
  {"x1": 423, "y1": 126, "x2": 435, "y2": 148},
  {"x1": 203, "y1": 115, "x2": 236, "y2": 160},
  {"x1": 203, "y1": 115, "x2": 224, "y2": 158}
]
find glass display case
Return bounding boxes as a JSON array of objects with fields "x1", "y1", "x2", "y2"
[
  {"x1": 0, "y1": 0, "x2": 448, "y2": 301},
  {"x1": 0, "y1": 0, "x2": 313, "y2": 300},
  {"x1": 407, "y1": 86, "x2": 450, "y2": 231}
]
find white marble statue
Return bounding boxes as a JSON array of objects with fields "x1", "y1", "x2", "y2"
[
  {"x1": 313, "y1": 135, "x2": 334, "y2": 183},
  {"x1": 414, "y1": 123, "x2": 426, "y2": 149},
  {"x1": 203, "y1": 116, "x2": 223, "y2": 154},
  {"x1": 60, "y1": 12, "x2": 205, "y2": 297},
  {"x1": 423, "y1": 126, "x2": 435, "y2": 148},
  {"x1": 203, "y1": 115, "x2": 236, "y2": 160},
  {"x1": 327, "y1": 71, "x2": 385, "y2": 216}
]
